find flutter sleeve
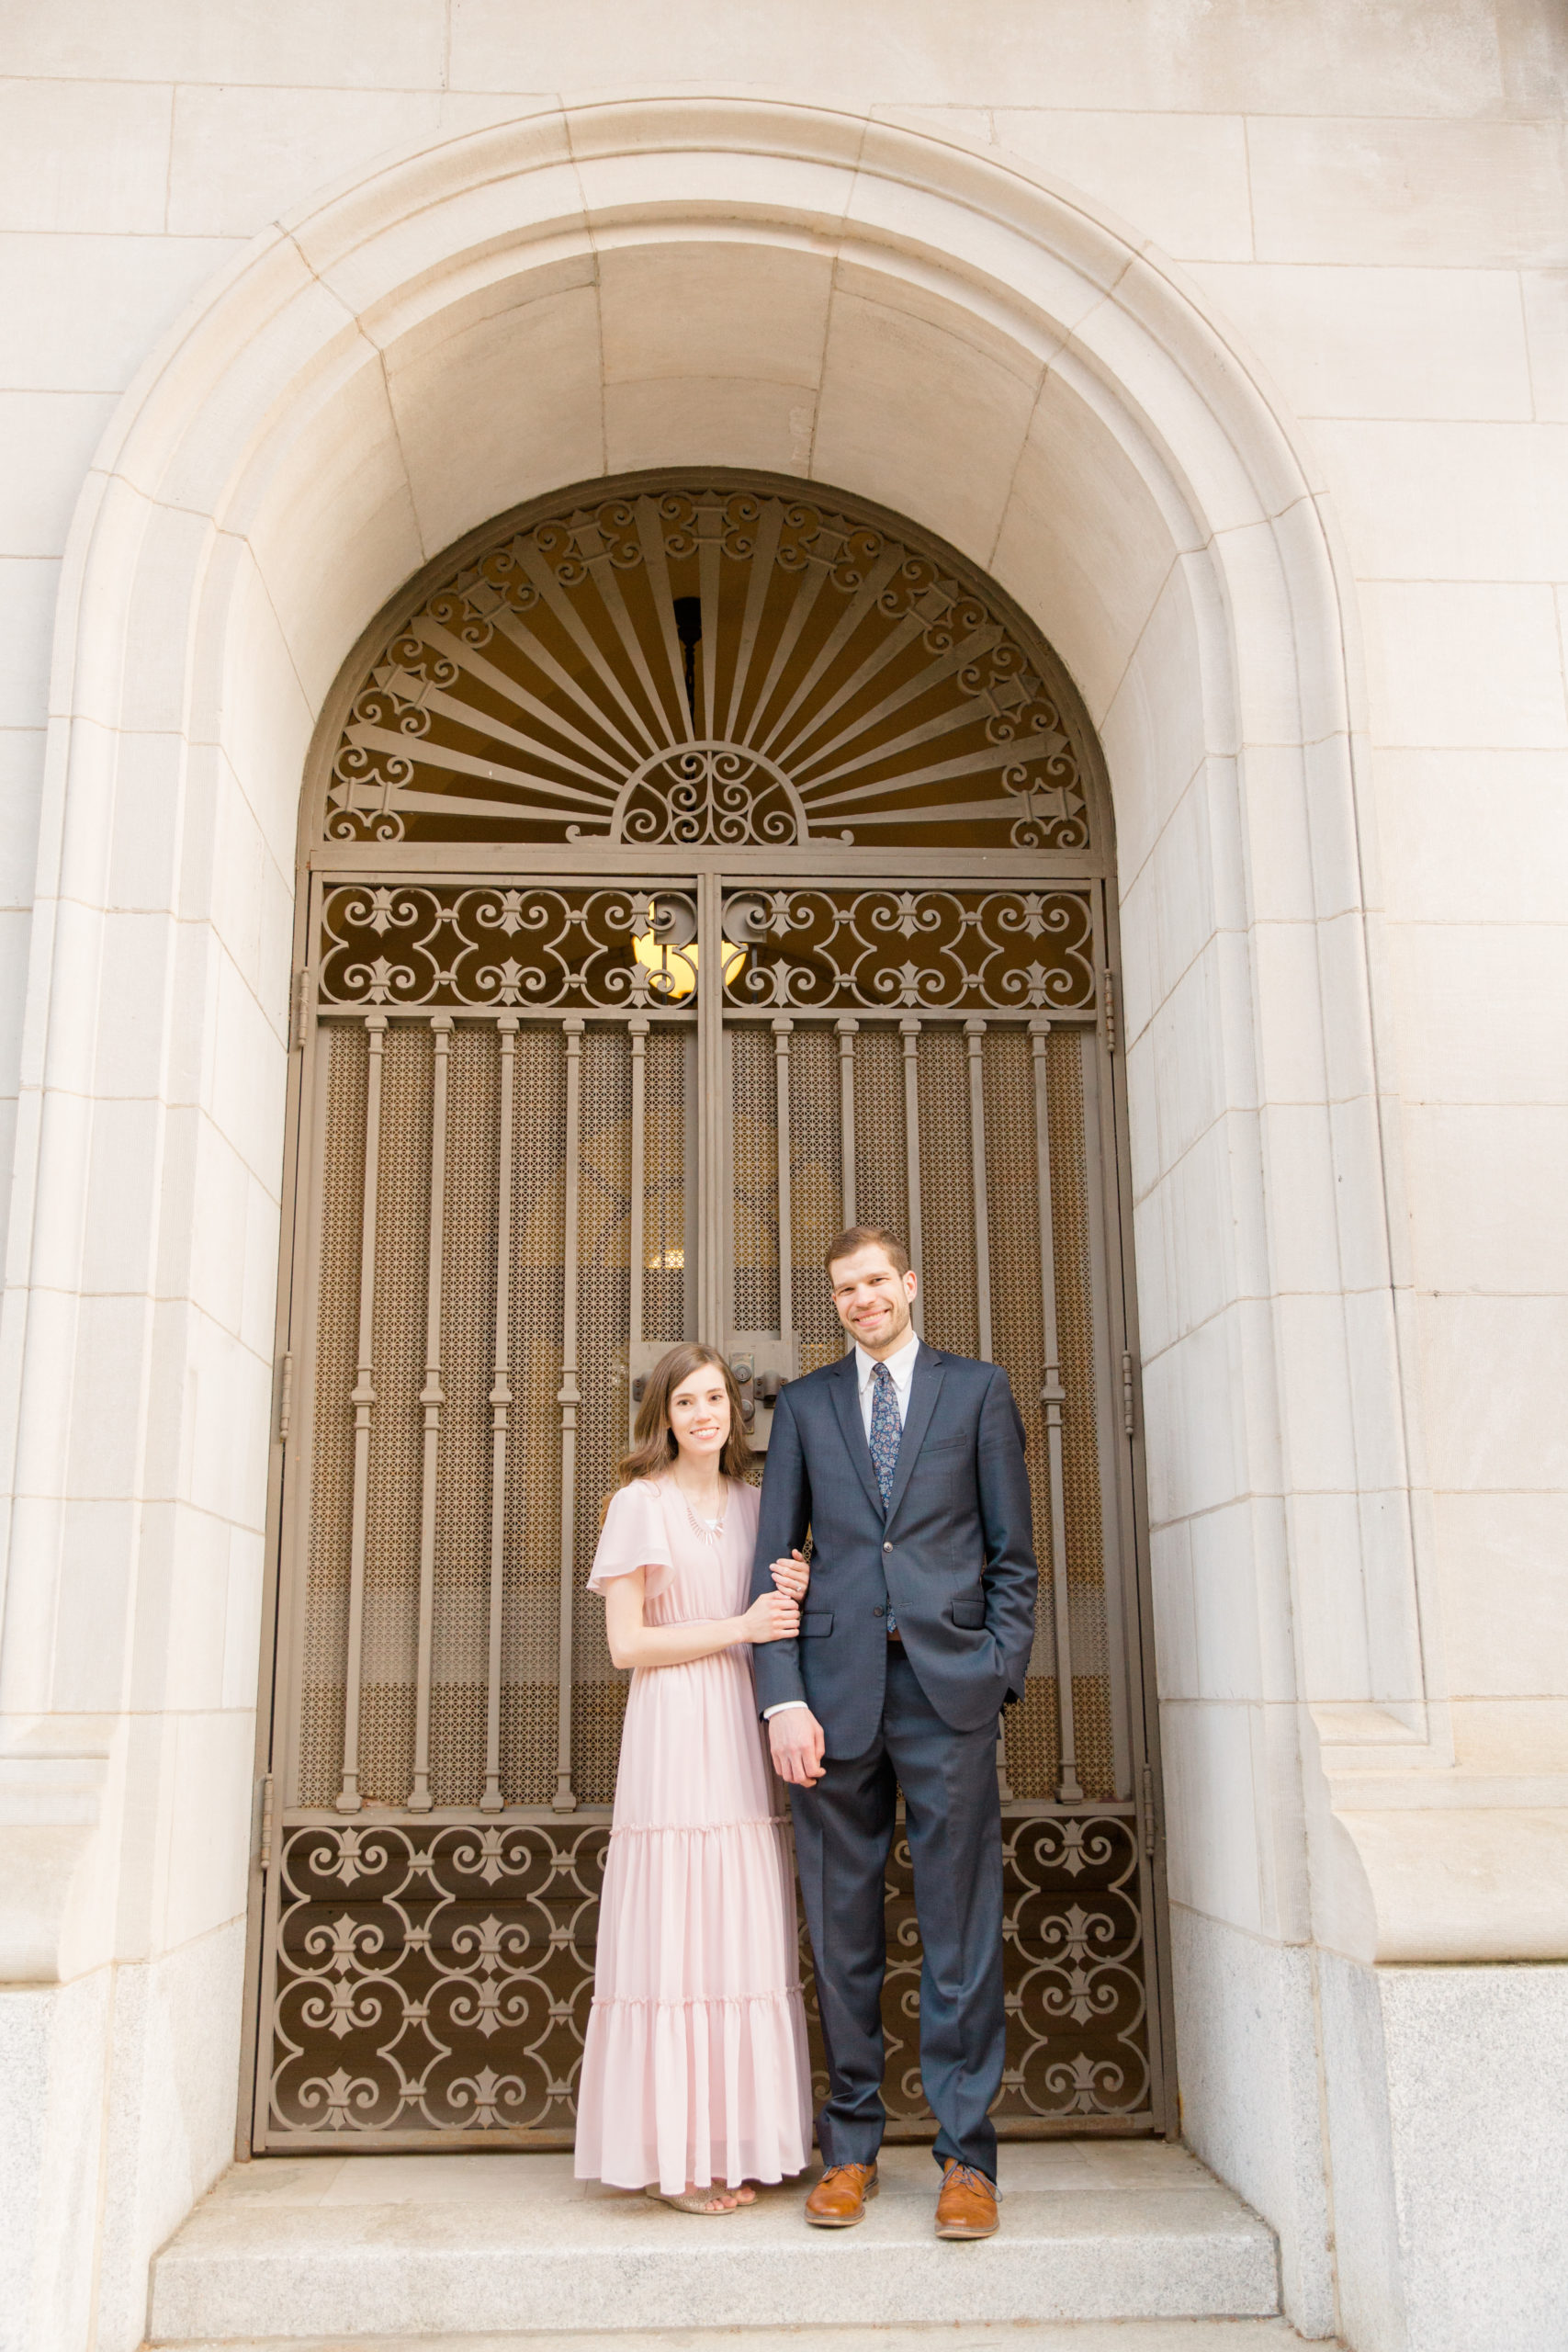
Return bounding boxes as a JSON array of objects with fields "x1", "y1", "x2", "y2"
[{"x1": 587, "y1": 1479, "x2": 675, "y2": 1599}]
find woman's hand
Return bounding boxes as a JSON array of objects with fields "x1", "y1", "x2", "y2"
[
  {"x1": 770, "y1": 1548, "x2": 810, "y2": 1601},
  {"x1": 605, "y1": 1570, "x2": 800, "y2": 1670},
  {"x1": 739, "y1": 1589, "x2": 800, "y2": 1645}
]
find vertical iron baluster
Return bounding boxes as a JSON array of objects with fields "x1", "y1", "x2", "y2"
[
  {"x1": 409, "y1": 1013, "x2": 452, "y2": 1810},
  {"x1": 555, "y1": 1015, "x2": 584, "y2": 1813},
  {"x1": 965, "y1": 1018, "x2": 993, "y2": 1363},
  {"x1": 336, "y1": 1011, "x2": 387, "y2": 1814},
  {"x1": 995, "y1": 1733, "x2": 1015, "y2": 1804},
  {"x1": 970, "y1": 1013, "x2": 1005, "y2": 1792},
  {"x1": 697, "y1": 876, "x2": 725, "y2": 1343},
  {"x1": 773, "y1": 1016, "x2": 793, "y2": 1340},
  {"x1": 901, "y1": 1015, "x2": 924, "y2": 1335},
  {"x1": 628, "y1": 1016, "x2": 648, "y2": 1442},
  {"x1": 837, "y1": 1016, "x2": 858, "y2": 1230},
  {"x1": 480, "y1": 1016, "x2": 517, "y2": 1813},
  {"x1": 1031, "y1": 1015, "x2": 1082, "y2": 1804}
]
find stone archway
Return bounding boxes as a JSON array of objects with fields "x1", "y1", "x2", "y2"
[{"x1": 2, "y1": 96, "x2": 1431, "y2": 2342}]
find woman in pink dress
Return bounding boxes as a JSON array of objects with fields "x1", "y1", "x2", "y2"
[{"x1": 574, "y1": 1344, "x2": 813, "y2": 2213}]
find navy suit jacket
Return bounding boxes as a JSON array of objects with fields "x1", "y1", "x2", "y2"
[{"x1": 749, "y1": 1343, "x2": 1038, "y2": 1758}]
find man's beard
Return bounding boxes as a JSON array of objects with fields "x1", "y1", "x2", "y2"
[{"x1": 840, "y1": 1294, "x2": 913, "y2": 1352}]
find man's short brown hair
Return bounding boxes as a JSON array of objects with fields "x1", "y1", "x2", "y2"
[{"x1": 824, "y1": 1226, "x2": 911, "y2": 1281}]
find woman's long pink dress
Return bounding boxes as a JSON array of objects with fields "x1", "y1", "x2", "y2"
[{"x1": 574, "y1": 1476, "x2": 812, "y2": 2194}]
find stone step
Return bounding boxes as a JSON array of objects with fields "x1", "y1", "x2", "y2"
[
  {"x1": 155, "y1": 2332, "x2": 1317, "y2": 2352},
  {"x1": 147, "y1": 2145, "x2": 1280, "y2": 2346}
]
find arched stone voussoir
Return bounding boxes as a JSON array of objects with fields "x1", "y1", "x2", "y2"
[{"x1": 92, "y1": 231, "x2": 361, "y2": 521}]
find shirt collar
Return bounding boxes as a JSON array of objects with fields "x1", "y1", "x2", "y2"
[{"x1": 854, "y1": 1329, "x2": 921, "y2": 1390}]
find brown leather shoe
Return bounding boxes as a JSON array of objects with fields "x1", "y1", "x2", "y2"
[
  {"x1": 935, "y1": 2159, "x2": 999, "y2": 2239},
  {"x1": 805, "y1": 2160, "x2": 879, "y2": 2226}
]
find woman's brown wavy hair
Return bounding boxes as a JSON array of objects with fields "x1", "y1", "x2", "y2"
[{"x1": 617, "y1": 1343, "x2": 755, "y2": 1487}]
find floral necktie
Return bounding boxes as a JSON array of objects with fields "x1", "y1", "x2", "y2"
[{"x1": 869, "y1": 1361, "x2": 902, "y2": 1633}]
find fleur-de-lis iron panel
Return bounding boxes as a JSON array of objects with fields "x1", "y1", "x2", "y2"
[
  {"x1": 722, "y1": 887, "x2": 1097, "y2": 1013},
  {"x1": 326, "y1": 486, "x2": 1093, "y2": 852},
  {"x1": 319, "y1": 884, "x2": 702, "y2": 1011},
  {"x1": 267, "y1": 1812, "x2": 1145, "y2": 2138},
  {"x1": 254, "y1": 469, "x2": 1169, "y2": 2154}
]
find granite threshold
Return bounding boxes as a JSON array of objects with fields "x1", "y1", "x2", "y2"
[
  {"x1": 148, "y1": 2328, "x2": 1328, "y2": 2352},
  {"x1": 148, "y1": 2143, "x2": 1282, "y2": 2346}
]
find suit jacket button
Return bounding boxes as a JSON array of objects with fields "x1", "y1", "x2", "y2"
[
  {"x1": 873, "y1": 1603, "x2": 886, "y2": 1617},
  {"x1": 883, "y1": 1541, "x2": 893, "y2": 1554}
]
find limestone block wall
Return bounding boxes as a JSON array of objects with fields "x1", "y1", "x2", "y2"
[{"x1": 0, "y1": 10, "x2": 1562, "y2": 2352}]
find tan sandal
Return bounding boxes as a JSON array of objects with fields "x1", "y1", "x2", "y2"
[{"x1": 645, "y1": 2184, "x2": 738, "y2": 2215}]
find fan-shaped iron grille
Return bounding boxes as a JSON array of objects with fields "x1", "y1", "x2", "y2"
[{"x1": 327, "y1": 484, "x2": 1092, "y2": 854}]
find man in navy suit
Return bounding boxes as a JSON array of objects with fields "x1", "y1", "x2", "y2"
[{"x1": 750, "y1": 1226, "x2": 1038, "y2": 2239}]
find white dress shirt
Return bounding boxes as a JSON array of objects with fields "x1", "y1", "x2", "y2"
[{"x1": 764, "y1": 1329, "x2": 920, "y2": 1720}]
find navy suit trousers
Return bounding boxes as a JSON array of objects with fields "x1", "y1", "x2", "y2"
[{"x1": 789, "y1": 1645, "x2": 1004, "y2": 2177}]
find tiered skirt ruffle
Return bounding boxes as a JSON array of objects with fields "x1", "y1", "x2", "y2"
[{"x1": 574, "y1": 1816, "x2": 813, "y2": 2192}]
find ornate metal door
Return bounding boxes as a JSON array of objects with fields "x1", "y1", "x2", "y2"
[{"x1": 243, "y1": 476, "x2": 1174, "y2": 2151}]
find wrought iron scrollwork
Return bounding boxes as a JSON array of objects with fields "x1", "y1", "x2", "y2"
[
  {"x1": 611, "y1": 744, "x2": 806, "y2": 845},
  {"x1": 721, "y1": 887, "x2": 1098, "y2": 1013},
  {"x1": 270, "y1": 1821, "x2": 606, "y2": 2136},
  {"x1": 801, "y1": 1809, "x2": 1148, "y2": 2131},
  {"x1": 323, "y1": 482, "x2": 1093, "y2": 853},
  {"x1": 267, "y1": 1808, "x2": 1149, "y2": 2144},
  {"x1": 317, "y1": 884, "x2": 698, "y2": 1011},
  {"x1": 1002, "y1": 1812, "x2": 1148, "y2": 2118}
]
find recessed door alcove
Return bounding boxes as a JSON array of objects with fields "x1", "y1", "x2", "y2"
[{"x1": 249, "y1": 469, "x2": 1170, "y2": 2152}]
